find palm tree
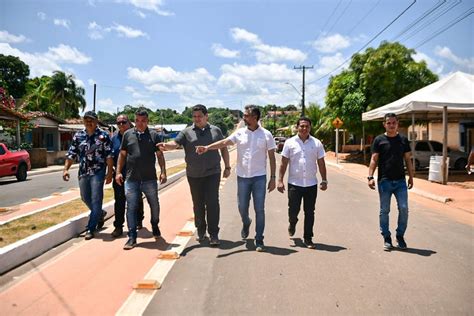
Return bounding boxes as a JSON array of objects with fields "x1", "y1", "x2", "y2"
[
  {"x1": 48, "y1": 71, "x2": 86, "y2": 119},
  {"x1": 306, "y1": 103, "x2": 333, "y2": 146},
  {"x1": 23, "y1": 76, "x2": 52, "y2": 112}
]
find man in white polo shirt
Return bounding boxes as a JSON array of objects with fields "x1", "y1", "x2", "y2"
[
  {"x1": 277, "y1": 117, "x2": 328, "y2": 249},
  {"x1": 196, "y1": 105, "x2": 276, "y2": 252}
]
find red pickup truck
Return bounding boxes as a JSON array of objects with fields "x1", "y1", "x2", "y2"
[{"x1": 0, "y1": 143, "x2": 31, "y2": 181}]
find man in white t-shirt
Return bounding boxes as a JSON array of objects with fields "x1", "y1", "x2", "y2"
[
  {"x1": 196, "y1": 105, "x2": 276, "y2": 252},
  {"x1": 277, "y1": 117, "x2": 328, "y2": 249}
]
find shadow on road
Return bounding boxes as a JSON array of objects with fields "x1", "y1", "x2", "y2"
[
  {"x1": 0, "y1": 178, "x2": 31, "y2": 185},
  {"x1": 216, "y1": 239, "x2": 298, "y2": 258},
  {"x1": 392, "y1": 247, "x2": 437, "y2": 256},
  {"x1": 290, "y1": 238, "x2": 347, "y2": 252}
]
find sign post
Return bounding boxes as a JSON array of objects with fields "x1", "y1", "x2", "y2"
[{"x1": 332, "y1": 117, "x2": 344, "y2": 164}]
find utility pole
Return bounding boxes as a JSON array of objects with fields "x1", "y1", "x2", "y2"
[
  {"x1": 293, "y1": 65, "x2": 313, "y2": 116},
  {"x1": 93, "y1": 83, "x2": 97, "y2": 112}
]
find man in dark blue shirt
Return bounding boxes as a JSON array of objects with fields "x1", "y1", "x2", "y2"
[
  {"x1": 63, "y1": 111, "x2": 114, "y2": 240},
  {"x1": 111, "y1": 114, "x2": 144, "y2": 237}
]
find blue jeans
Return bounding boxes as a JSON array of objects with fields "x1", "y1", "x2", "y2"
[
  {"x1": 237, "y1": 175, "x2": 266, "y2": 241},
  {"x1": 377, "y1": 179, "x2": 409, "y2": 238},
  {"x1": 125, "y1": 179, "x2": 160, "y2": 239},
  {"x1": 78, "y1": 168, "x2": 106, "y2": 232}
]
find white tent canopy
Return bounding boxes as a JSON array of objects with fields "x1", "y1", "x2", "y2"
[{"x1": 362, "y1": 71, "x2": 474, "y2": 121}]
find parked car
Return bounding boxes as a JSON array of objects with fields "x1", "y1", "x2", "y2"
[
  {"x1": 0, "y1": 143, "x2": 31, "y2": 181},
  {"x1": 412, "y1": 140, "x2": 468, "y2": 170},
  {"x1": 274, "y1": 136, "x2": 287, "y2": 153}
]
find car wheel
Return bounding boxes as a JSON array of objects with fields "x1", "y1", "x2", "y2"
[
  {"x1": 454, "y1": 158, "x2": 467, "y2": 170},
  {"x1": 16, "y1": 163, "x2": 28, "y2": 181}
]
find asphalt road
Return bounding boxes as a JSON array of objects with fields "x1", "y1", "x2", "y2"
[
  {"x1": 0, "y1": 150, "x2": 185, "y2": 207},
  {"x1": 143, "y1": 165, "x2": 472, "y2": 315}
]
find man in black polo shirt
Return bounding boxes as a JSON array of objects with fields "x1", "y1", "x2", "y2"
[
  {"x1": 116, "y1": 109, "x2": 167, "y2": 250},
  {"x1": 158, "y1": 104, "x2": 230, "y2": 246},
  {"x1": 368, "y1": 113, "x2": 414, "y2": 251}
]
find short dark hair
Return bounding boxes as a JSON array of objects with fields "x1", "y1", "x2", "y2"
[
  {"x1": 135, "y1": 108, "x2": 148, "y2": 117},
  {"x1": 384, "y1": 113, "x2": 398, "y2": 121},
  {"x1": 297, "y1": 117, "x2": 312, "y2": 127},
  {"x1": 244, "y1": 104, "x2": 261, "y2": 121},
  {"x1": 192, "y1": 104, "x2": 208, "y2": 115}
]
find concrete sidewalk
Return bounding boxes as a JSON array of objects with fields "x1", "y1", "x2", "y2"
[{"x1": 324, "y1": 152, "x2": 473, "y2": 214}]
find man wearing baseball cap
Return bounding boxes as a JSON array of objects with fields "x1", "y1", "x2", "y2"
[{"x1": 63, "y1": 111, "x2": 114, "y2": 240}]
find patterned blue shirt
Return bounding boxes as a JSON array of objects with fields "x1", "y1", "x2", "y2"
[{"x1": 66, "y1": 128, "x2": 113, "y2": 178}]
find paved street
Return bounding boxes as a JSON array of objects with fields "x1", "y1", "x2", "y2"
[
  {"x1": 0, "y1": 150, "x2": 185, "y2": 207},
  {"x1": 144, "y1": 164, "x2": 472, "y2": 315}
]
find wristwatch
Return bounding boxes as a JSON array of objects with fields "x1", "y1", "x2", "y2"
[
  {"x1": 367, "y1": 176, "x2": 374, "y2": 181},
  {"x1": 321, "y1": 180, "x2": 328, "y2": 184}
]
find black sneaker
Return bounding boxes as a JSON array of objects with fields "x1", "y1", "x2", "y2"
[
  {"x1": 384, "y1": 236, "x2": 393, "y2": 251},
  {"x1": 255, "y1": 240, "x2": 265, "y2": 252},
  {"x1": 152, "y1": 226, "x2": 161, "y2": 239},
  {"x1": 123, "y1": 237, "x2": 137, "y2": 250},
  {"x1": 196, "y1": 232, "x2": 207, "y2": 242},
  {"x1": 241, "y1": 218, "x2": 252, "y2": 239},
  {"x1": 111, "y1": 227, "x2": 123, "y2": 238},
  {"x1": 304, "y1": 238, "x2": 316, "y2": 249},
  {"x1": 97, "y1": 210, "x2": 107, "y2": 229},
  {"x1": 396, "y1": 235, "x2": 407, "y2": 250},
  {"x1": 209, "y1": 237, "x2": 220, "y2": 246},
  {"x1": 84, "y1": 231, "x2": 94, "y2": 240},
  {"x1": 288, "y1": 223, "x2": 296, "y2": 237}
]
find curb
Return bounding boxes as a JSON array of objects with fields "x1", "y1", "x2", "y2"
[
  {"x1": 0, "y1": 169, "x2": 186, "y2": 275},
  {"x1": 29, "y1": 164, "x2": 79, "y2": 177},
  {"x1": 327, "y1": 161, "x2": 452, "y2": 204}
]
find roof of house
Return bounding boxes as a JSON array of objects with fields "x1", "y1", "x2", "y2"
[
  {"x1": 25, "y1": 111, "x2": 66, "y2": 123},
  {"x1": 0, "y1": 104, "x2": 28, "y2": 120}
]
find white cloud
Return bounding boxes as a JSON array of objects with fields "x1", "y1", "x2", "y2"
[
  {"x1": 98, "y1": 98, "x2": 114, "y2": 107},
  {"x1": 0, "y1": 43, "x2": 91, "y2": 77},
  {"x1": 117, "y1": 0, "x2": 174, "y2": 16},
  {"x1": 230, "y1": 27, "x2": 261, "y2": 45},
  {"x1": 53, "y1": 19, "x2": 71, "y2": 29},
  {"x1": 212, "y1": 43, "x2": 240, "y2": 58},
  {"x1": 435, "y1": 46, "x2": 474, "y2": 72},
  {"x1": 88, "y1": 79, "x2": 96, "y2": 86},
  {"x1": 125, "y1": 86, "x2": 147, "y2": 98},
  {"x1": 46, "y1": 44, "x2": 92, "y2": 64},
  {"x1": 254, "y1": 44, "x2": 307, "y2": 63},
  {"x1": 413, "y1": 52, "x2": 444, "y2": 74},
  {"x1": 314, "y1": 53, "x2": 347, "y2": 77},
  {"x1": 311, "y1": 33, "x2": 351, "y2": 53},
  {"x1": 112, "y1": 23, "x2": 148, "y2": 38},
  {"x1": 37, "y1": 12, "x2": 46, "y2": 20},
  {"x1": 135, "y1": 10, "x2": 147, "y2": 18},
  {"x1": 0, "y1": 30, "x2": 29, "y2": 43},
  {"x1": 87, "y1": 21, "x2": 147, "y2": 39}
]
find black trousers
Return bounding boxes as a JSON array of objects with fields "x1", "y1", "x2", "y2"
[
  {"x1": 113, "y1": 178, "x2": 144, "y2": 228},
  {"x1": 288, "y1": 183, "x2": 318, "y2": 239},
  {"x1": 187, "y1": 173, "x2": 221, "y2": 238}
]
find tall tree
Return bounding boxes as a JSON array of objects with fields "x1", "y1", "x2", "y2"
[
  {"x1": 48, "y1": 71, "x2": 86, "y2": 118},
  {"x1": 325, "y1": 41, "x2": 438, "y2": 136},
  {"x1": 23, "y1": 76, "x2": 52, "y2": 112},
  {"x1": 0, "y1": 54, "x2": 30, "y2": 99}
]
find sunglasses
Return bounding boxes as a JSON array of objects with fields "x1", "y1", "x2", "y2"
[{"x1": 117, "y1": 121, "x2": 128, "y2": 125}]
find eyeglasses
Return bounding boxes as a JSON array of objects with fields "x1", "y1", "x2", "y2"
[{"x1": 117, "y1": 121, "x2": 128, "y2": 125}]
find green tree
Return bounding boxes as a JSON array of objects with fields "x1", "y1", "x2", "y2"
[
  {"x1": 97, "y1": 111, "x2": 116, "y2": 123},
  {"x1": 48, "y1": 71, "x2": 86, "y2": 119},
  {"x1": 325, "y1": 41, "x2": 438, "y2": 136},
  {"x1": 305, "y1": 103, "x2": 333, "y2": 148},
  {"x1": 23, "y1": 76, "x2": 52, "y2": 112},
  {"x1": 0, "y1": 54, "x2": 30, "y2": 99}
]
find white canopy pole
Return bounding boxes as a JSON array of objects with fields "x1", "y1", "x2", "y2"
[
  {"x1": 411, "y1": 112, "x2": 415, "y2": 173},
  {"x1": 442, "y1": 106, "x2": 448, "y2": 185}
]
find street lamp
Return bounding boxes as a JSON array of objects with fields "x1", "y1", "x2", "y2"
[{"x1": 285, "y1": 82, "x2": 304, "y2": 116}]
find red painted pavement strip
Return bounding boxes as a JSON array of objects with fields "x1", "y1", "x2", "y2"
[{"x1": 0, "y1": 178, "x2": 193, "y2": 315}]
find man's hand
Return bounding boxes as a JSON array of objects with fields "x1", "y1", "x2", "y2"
[
  {"x1": 62, "y1": 170, "x2": 70, "y2": 181},
  {"x1": 160, "y1": 172, "x2": 167, "y2": 184},
  {"x1": 223, "y1": 167, "x2": 231, "y2": 178},
  {"x1": 105, "y1": 172, "x2": 113, "y2": 184},
  {"x1": 407, "y1": 177, "x2": 414, "y2": 189},
  {"x1": 195, "y1": 145, "x2": 208, "y2": 155},
  {"x1": 277, "y1": 180, "x2": 285, "y2": 193},
  {"x1": 368, "y1": 179, "x2": 376, "y2": 190},
  {"x1": 267, "y1": 178, "x2": 276, "y2": 192},
  {"x1": 156, "y1": 142, "x2": 166, "y2": 151},
  {"x1": 115, "y1": 173, "x2": 124, "y2": 186},
  {"x1": 320, "y1": 182, "x2": 328, "y2": 191}
]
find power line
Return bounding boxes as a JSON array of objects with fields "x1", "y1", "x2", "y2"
[
  {"x1": 400, "y1": 0, "x2": 461, "y2": 43},
  {"x1": 347, "y1": 0, "x2": 382, "y2": 35},
  {"x1": 415, "y1": 7, "x2": 474, "y2": 48},
  {"x1": 392, "y1": 0, "x2": 446, "y2": 41},
  {"x1": 325, "y1": 0, "x2": 353, "y2": 36},
  {"x1": 307, "y1": 0, "x2": 417, "y2": 85}
]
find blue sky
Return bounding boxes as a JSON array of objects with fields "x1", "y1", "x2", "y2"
[{"x1": 1, "y1": 0, "x2": 473, "y2": 114}]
